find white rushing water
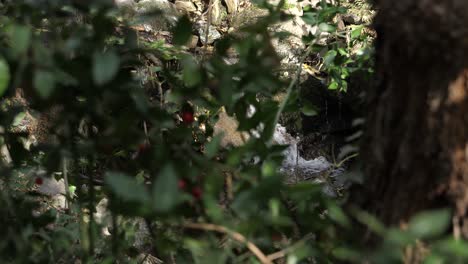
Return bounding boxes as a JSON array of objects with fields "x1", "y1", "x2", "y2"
[{"x1": 274, "y1": 124, "x2": 346, "y2": 196}]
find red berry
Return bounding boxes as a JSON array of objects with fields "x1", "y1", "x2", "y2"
[
  {"x1": 35, "y1": 177, "x2": 43, "y2": 185},
  {"x1": 138, "y1": 142, "x2": 150, "y2": 152},
  {"x1": 181, "y1": 111, "x2": 194, "y2": 124},
  {"x1": 271, "y1": 233, "x2": 283, "y2": 242},
  {"x1": 178, "y1": 179, "x2": 187, "y2": 190},
  {"x1": 191, "y1": 186, "x2": 202, "y2": 199}
]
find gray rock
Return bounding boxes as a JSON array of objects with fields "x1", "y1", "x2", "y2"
[
  {"x1": 136, "y1": 0, "x2": 180, "y2": 30},
  {"x1": 342, "y1": 13, "x2": 360, "y2": 24},
  {"x1": 36, "y1": 177, "x2": 68, "y2": 210},
  {"x1": 174, "y1": 0, "x2": 197, "y2": 14},
  {"x1": 271, "y1": 18, "x2": 307, "y2": 65},
  {"x1": 197, "y1": 23, "x2": 222, "y2": 44}
]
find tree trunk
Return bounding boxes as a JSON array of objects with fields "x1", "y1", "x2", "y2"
[{"x1": 358, "y1": 0, "x2": 468, "y2": 238}]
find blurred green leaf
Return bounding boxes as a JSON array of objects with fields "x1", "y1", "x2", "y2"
[
  {"x1": 0, "y1": 57, "x2": 10, "y2": 97},
  {"x1": 332, "y1": 247, "x2": 361, "y2": 261},
  {"x1": 182, "y1": 55, "x2": 202, "y2": 87},
  {"x1": 351, "y1": 26, "x2": 364, "y2": 40},
  {"x1": 34, "y1": 70, "x2": 56, "y2": 99},
  {"x1": 329, "y1": 81, "x2": 339, "y2": 90},
  {"x1": 302, "y1": 12, "x2": 318, "y2": 25},
  {"x1": 92, "y1": 51, "x2": 120, "y2": 85},
  {"x1": 323, "y1": 50, "x2": 337, "y2": 66},
  {"x1": 172, "y1": 15, "x2": 192, "y2": 46},
  {"x1": 423, "y1": 254, "x2": 445, "y2": 264},
  {"x1": 328, "y1": 203, "x2": 350, "y2": 228},
  {"x1": 7, "y1": 24, "x2": 31, "y2": 57},
  {"x1": 352, "y1": 209, "x2": 386, "y2": 235},
  {"x1": 433, "y1": 238, "x2": 468, "y2": 258},
  {"x1": 385, "y1": 228, "x2": 414, "y2": 246},
  {"x1": 318, "y1": 22, "x2": 336, "y2": 33},
  {"x1": 205, "y1": 134, "x2": 223, "y2": 159},
  {"x1": 261, "y1": 160, "x2": 276, "y2": 177},
  {"x1": 337, "y1": 48, "x2": 348, "y2": 56},
  {"x1": 153, "y1": 164, "x2": 180, "y2": 212},
  {"x1": 105, "y1": 172, "x2": 150, "y2": 203},
  {"x1": 408, "y1": 209, "x2": 451, "y2": 239},
  {"x1": 12, "y1": 112, "x2": 26, "y2": 127},
  {"x1": 69, "y1": 185, "x2": 76, "y2": 197},
  {"x1": 301, "y1": 101, "x2": 318, "y2": 116}
]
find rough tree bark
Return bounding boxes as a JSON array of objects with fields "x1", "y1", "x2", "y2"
[{"x1": 357, "y1": 0, "x2": 468, "y2": 238}]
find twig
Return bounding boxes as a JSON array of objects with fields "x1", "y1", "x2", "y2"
[
  {"x1": 88, "y1": 162, "x2": 95, "y2": 257},
  {"x1": 137, "y1": 254, "x2": 150, "y2": 264},
  {"x1": 78, "y1": 173, "x2": 104, "y2": 185},
  {"x1": 266, "y1": 233, "x2": 314, "y2": 261},
  {"x1": 182, "y1": 222, "x2": 273, "y2": 264},
  {"x1": 225, "y1": 171, "x2": 233, "y2": 201},
  {"x1": 203, "y1": 0, "x2": 214, "y2": 59},
  {"x1": 170, "y1": 253, "x2": 176, "y2": 264},
  {"x1": 62, "y1": 157, "x2": 70, "y2": 209},
  {"x1": 335, "y1": 153, "x2": 359, "y2": 168},
  {"x1": 112, "y1": 211, "x2": 120, "y2": 261},
  {"x1": 143, "y1": 121, "x2": 150, "y2": 144}
]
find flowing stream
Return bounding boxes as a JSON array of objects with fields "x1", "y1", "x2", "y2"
[{"x1": 274, "y1": 124, "x2": 346, "y2": 196}]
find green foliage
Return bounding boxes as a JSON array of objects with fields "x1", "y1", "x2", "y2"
[
  {"x1": 408, "y1": 209, "x2": 452, "y2": 239},
  {"x1": 172, "y1": 15, "x2": 193, "y2": 46},
  {"x1": 0, "y1": 1, "x2": 329, "y2": 262},
  {"x1": 92, "y1": 51, "x2": 121, "y2": 85},
  {"x1": 0, "y1": 0, "x2": 464, "y2": 263},
  {"x1": 34, "y1": 70, "x2": 56, "y2": 98},
  {"x1": 302, "y1": 2, "x2": 374, "y2": 92},
  {"x1": 105, "y1": 172, "x2": 151, "y2": 204},
  {"x1": 0, "y1": 57, "x2": 9, "y2": 96},
  {"x1": 152, "y1": 164, "x2": 181, "y2": 213}
]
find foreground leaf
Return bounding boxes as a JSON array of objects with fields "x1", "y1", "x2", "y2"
[
  {"x1": 408, "y1": 208, "x2": 451, "y2": 239},
  {"x1": 34, "y1": 70, "x2": 56, "y2": 99},
  {"x1": 92, "y1": 51, "x2": 120, "y2": 85},
  {"x1": 0, "y1": 57, "x2": 10, "y2": 97},
  {"x1": 105, "y1": 172, "x2": 150, "y2": 203},
  {"x1": 153, "y1": 164, "x2": 180, "y2": 212}
]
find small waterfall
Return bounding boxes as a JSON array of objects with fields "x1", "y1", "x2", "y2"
[{"x1": 274, "y1": 124, "x2": 346, "y2": 196}]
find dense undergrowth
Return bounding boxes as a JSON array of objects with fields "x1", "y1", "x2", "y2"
[{"x1": 0, "y1": 0, "x2": 467, "y2": 263}]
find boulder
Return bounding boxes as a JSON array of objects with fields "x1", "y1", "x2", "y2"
[{"x1": 135, "y1": 0, "x2": 180, "y2": 30}]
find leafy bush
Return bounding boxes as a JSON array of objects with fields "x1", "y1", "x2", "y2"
[
  {"x1": 0, "y1": 1, "x2": 343, "y2": 262},
  {"x1": 0, "y1": 1, "x2": 465, "y2": 263}
]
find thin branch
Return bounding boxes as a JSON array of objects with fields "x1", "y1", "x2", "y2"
[
  {"x1": 182, "y1": 222, "x2": 273, "y2": 264},
  {"x1": 266, "y1": 233, "x2": 314, "y2": 261},
  {"x1": 62, "y1": 157, "x2": 70, "y2": 210},
  {"x1": 335, "y1": 153, "x2": 359, "y2": 168},
  {"x1": 111, "y1": 211, "x2": 120, "y2": 261},
  {"x1": 203, "y1": 0, "x2": 214, "y2": 59},
  {"x1": 143, "y1": 120, "x2": 150, "y2": 144},
  {"x1": 88, "y1": 161, "x2": 95, "y2": 257},
  {"x1": 78, "y1": 173, "x2": 104, "y2": 185}
]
